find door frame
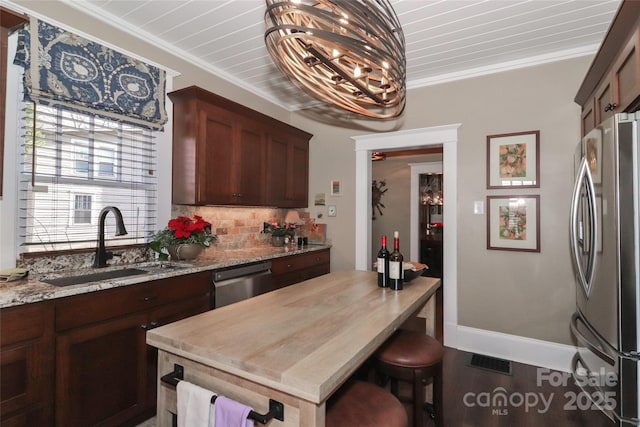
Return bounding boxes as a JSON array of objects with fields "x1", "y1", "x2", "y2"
[{"x1": 353, "y1": 124, "x2": 460, "y2": 347}]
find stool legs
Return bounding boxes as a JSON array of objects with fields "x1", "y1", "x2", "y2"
[
  {"x1": 433, "y1": 362, "x2": 443, "y2": 427},
  {"x1": 413, "y1": 369, "x2": 426, "y2": 427},
  {"x1": 375, "y1": 362, "x2": 442, "y2": 427}
]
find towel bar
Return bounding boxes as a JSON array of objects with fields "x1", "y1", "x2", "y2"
[{"x1": 160, "y1": 363, "x2": 285, "y2": 424}]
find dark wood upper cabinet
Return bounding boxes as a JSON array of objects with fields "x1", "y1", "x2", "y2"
[
  {"x1": 1, "y1": 7, "x2": 28, "y2": 199},
  {"x1": 575, "y1": 1, "x2": 640, "y2": 133},
  {"x1": 266, "y1": 128, "x2": 310, "y2": 208},
  {"x1": 168, "y1": 86, "x2": 312, "y2": 207}
]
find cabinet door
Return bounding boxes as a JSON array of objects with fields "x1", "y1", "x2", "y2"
[
  {"x1": 266, "y1": 132, "x2": 290, "y2": 207},
  {"x1": 1, "y1": 302, "x2": 54, "y2": 427},
  {"x1": 143, "y1": 296, "x2": 211, "y2": 410},
  {"x1": 595, "y1": 73, "x2": 615, "y2": 125},
  {"x1": 56, "y1": 312, "x2": 148, "y2": 427},
  {"x1": 197, "y1": 105, "x2": 237, "y2": 204},
  {"x1": 266, "y1": 132, "x2": 309, "y2": 208},
  {"x1": 613, "y1": 27, "x2": 640, "y2": 112},
  {"x1": 236, "y1": 118, "x2": 266, "y2": 205},
  {"x1": 288, "y1": 138, "x2": 309, "y2": 207}
]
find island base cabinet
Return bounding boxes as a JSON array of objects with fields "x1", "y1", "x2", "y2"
[{"x1": 156, "y1": 350, "x2": 326, "y2": 427}]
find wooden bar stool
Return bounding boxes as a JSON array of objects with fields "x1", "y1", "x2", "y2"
[
  {"x1": 326, "y1": 380, "x2": 408, "y2": 427},
  {"x1": 374, "y1": 330, "x2": 444, "y2": 427}
]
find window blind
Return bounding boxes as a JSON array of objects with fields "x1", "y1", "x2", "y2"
[{"x1": 18, "y1": 102, "x2": 158, "y2": 253}]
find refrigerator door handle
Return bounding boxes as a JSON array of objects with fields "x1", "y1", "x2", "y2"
[
  {"x1": 570, "y1": 312, "x2": 616, "y2": 365},
  {"x1": 570, "y1": 157, "x2": 598, "y2": 297}
]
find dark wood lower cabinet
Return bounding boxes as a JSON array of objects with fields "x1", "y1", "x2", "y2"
[
  {"x1": 52, "y1": 271, "x2": 211, "y2": 427},
  {"x1": 0, "y1": 301, "x2": 54, "y2": 427},
  {"x1": 1, "y1": 256, "x2": 332, "y2": 427},
  {"x1": 56, "y1": 312, "x2": 148, "y2": 427},
  {"x1": 272, "y1": 248, "x2": 331, "y2": 288}
]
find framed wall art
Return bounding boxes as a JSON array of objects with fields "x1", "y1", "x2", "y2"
[
  {"x1": 330, "y1": 180, "x2": 342, "y2": 196},
  {"x1": 486, "y1": 130, "x2": 540, "y2": 189},
  {"x1": 487, "y1": 195, "x2": 540, "y2": 252}
]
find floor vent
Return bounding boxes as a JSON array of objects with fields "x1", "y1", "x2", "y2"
[{"x1": 468, "y1": 353, "x2": 513, "y2": 375}]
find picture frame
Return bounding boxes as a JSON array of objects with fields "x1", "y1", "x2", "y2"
[
  {"x1": 330, "y1": 180, "x2": 342, "y2": 196},
  {"x1": 486, "y1": 130, "x2": 540, "y2": 189},
  {"x1": 487, "y1": 195, "x2": 540, "y2": 252}
]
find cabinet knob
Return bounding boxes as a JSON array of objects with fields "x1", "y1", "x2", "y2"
[{"x1": 604, "y1": 103, "x2": 618, "y2": 112}]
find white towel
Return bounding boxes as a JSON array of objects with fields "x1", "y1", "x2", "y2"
[{"x1": 177, "y1": 380, "x2": 217, "y2": 427}]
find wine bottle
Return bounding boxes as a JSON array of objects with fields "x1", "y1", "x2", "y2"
[
  {"x1": 389, "y1": 231, "x2": 404, "y2": 290},
  {"x1": 377, "y1": 235, "x2": 390, "y2": 287}
]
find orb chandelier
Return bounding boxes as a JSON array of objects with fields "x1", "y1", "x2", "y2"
[{"x1": 264, "y1": 0, "x2": 406, "y2": 119}]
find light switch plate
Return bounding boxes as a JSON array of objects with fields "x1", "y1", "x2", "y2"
[
  {"x1": 328, "y1": 205, "x2": 337, "y2": 217},
  {"x1": 474, "y1": 201, "x2": 484, "y2": 215}
]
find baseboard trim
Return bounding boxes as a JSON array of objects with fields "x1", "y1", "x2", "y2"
[{"x1": 451, "y1": 325, "x2": 576, "y2": 373}]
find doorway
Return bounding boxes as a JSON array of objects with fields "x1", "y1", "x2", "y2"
[
  {"x1": 352, "y1": 124, "x2": 460, "y2": 348},
  {"x1": 410, "y1": 162, "x2": 443, "y2": 278}
]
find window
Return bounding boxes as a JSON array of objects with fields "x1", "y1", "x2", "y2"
[
  {"x1": 18, "y1": 103, "x2": 158, "y2": 253},
  {"x1": 74, "y1": 142, "x2": 89, "y2": 174},
  {"x1": 73, "y1": 195, "x2": 92, "y2": 224}
]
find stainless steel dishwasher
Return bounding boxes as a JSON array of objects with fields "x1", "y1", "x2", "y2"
[{"x1": 211, "y1": 261, "x2": 273, "y2": 308}]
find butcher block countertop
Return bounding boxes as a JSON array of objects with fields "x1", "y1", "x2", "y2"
[{"x1": 147, "y1": 270, "x2": 440, "y2": 405}]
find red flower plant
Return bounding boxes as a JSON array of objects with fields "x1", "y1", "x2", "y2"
[{"x1": 149, "y1": 215, "x2": 217, "y2": 258}]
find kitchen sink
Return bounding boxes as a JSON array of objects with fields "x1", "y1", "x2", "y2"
[{"x1": 43, "y1": 268, "x2": 150, "y2": 287}]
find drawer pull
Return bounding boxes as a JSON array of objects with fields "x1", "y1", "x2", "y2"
[
  {"x1": 604, "y1": 102, "x2": 617, "y2": 112},
  {"x1": 142, "y1": 295, "x2": 158, "y2": 302}
]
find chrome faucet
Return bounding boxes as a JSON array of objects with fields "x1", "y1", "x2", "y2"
[{"x1": 93, "y1": 206, "x2": 128, "y2": 268}]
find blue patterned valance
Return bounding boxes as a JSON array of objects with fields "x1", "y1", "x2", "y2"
[{"x1": 13, "y1": 18, "x2": 167, "y2": 130}]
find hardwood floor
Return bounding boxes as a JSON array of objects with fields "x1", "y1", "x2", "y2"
[{"x1": 410, "y1": 347, "x2": 616, "y2": 427}]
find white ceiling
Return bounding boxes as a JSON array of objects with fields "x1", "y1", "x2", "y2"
[{"x1": 61, "y1": 0, "x2": 621, "y2": 112}]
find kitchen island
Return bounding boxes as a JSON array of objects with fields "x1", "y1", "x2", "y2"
[{"x1": 147, "y1": 270, "x2": 440, "y2": 426}]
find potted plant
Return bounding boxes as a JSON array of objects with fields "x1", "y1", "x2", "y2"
[
  {"x1": 149, "y1": 215, "x2": 217, "y2": 260},
  {"x1": 263, "y1": 221, "x2": 296, "y2": 246}
]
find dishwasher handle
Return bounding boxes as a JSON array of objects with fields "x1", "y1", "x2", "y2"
[{"x1": 213, "y1": 261, "x2": 272, "y2": 282}]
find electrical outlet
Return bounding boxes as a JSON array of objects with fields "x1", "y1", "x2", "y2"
[{"x1": 328, "y1": 205, "x2": 337, "y2": 217}]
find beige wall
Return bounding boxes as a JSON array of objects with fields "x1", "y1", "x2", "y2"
[
  {"x1": 7, "y1": 1, "x2": 590, "y2": 346},
  {"x1": 293, "y1": 57, "x2": 589, "y2": 345}
]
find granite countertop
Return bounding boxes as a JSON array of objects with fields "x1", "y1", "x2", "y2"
[{"x1": 0, "y1": 244, "x2": 331, "y2": 309}]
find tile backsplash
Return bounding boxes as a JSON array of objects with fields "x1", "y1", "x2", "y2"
[
  {"x1": 172, "y1": 206, "x2": 311, "y2": 254},
  {"x1": 17, "y1": 206, "x2": 310, "y2": 274}
]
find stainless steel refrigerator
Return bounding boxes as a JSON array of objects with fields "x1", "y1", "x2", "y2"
[{"x1": 570, "y1": 112, "x2": 640, "y2": 425}]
